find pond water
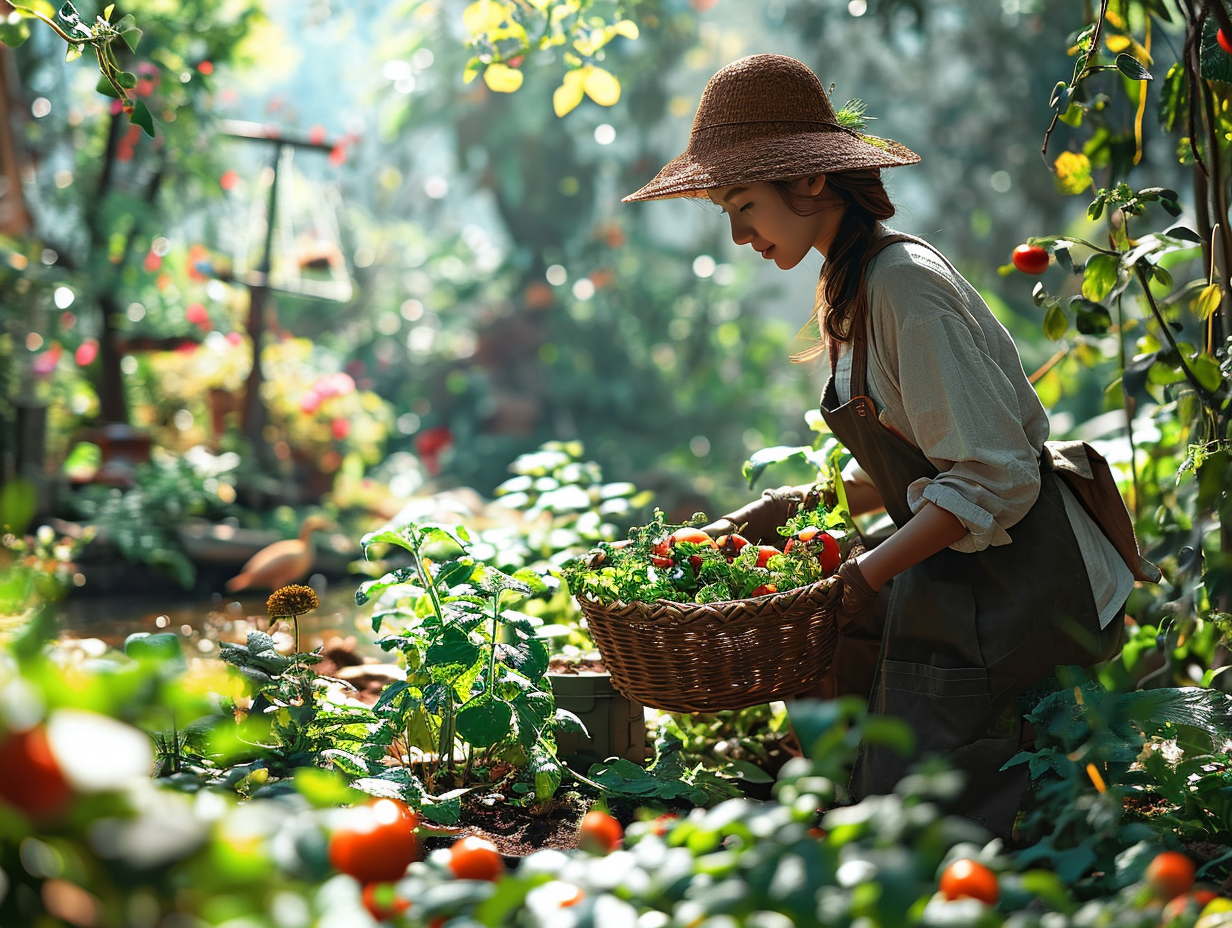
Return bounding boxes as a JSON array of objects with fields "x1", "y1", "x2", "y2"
[{"x1": 55, "y1": 576, "x2": 382, "y2": 659}]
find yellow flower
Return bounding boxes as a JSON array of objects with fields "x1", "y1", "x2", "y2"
[{"x1": 267, "y1": 584, "x2": 320, "y2": 618}]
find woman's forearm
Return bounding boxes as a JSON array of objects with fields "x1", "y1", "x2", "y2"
[{"x1": 855, "y1": 500, "x2": 967, "y2": 590}]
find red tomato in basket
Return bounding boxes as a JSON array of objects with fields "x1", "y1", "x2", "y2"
[
  {"x1": 715, "y1": 532, "x2": 749, "y2": 560},
  {"x1": 752, "y1": 545, "x2": 779, "y2": 569},
  {"x1": 751, "y1": 583, "x2": 777, "y2": 597},
  {"x1": 652, "y1": 527, "x2": 718, "y2": 571},
  {"x1": 784, "y1": 528, "x2": 842, "y2": 576}
]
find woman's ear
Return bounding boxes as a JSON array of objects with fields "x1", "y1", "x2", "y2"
[{"x1": 803, "y1": 174, "x2": 828, "y2": 197}]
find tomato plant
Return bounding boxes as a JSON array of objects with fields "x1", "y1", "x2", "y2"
[
  {"x1": 448, "y1": 834, "x2": 505, "y2": 881},
  {"x1": 1011, "y1": 243, "x2": 1049, "y2": 274},
  {"x1": 328, "y1": 799, "x2": 422, "y2": 884},
  {"x1": 578, "y1": 809, "x2": 623, "y2": 854},
  {"x1": 1145, "y1": 851, "x2": 1195, "y2": 901},
  {"x1": 0, "y1": 724, "x2": 73, "y2": 821},
  {"x1": 939, "y1": 858, "x2": 1000, "y2": 905}
]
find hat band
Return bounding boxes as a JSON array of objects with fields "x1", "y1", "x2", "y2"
[{"x1": 695, "y1": 118, "x2": 846, "y2": 132}]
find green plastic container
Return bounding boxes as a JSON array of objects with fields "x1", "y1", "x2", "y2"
[{"x1": 548, "y1": 671, "x2": 647, "y2": 767}]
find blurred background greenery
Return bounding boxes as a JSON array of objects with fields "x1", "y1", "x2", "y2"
[{"x1": 0, "y1": 0, "x2": 1195, "y2": 613}]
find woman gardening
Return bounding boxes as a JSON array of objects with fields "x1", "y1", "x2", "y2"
[{"x1": 623, "y1": 54, "x2": 1146, "y2": 842}]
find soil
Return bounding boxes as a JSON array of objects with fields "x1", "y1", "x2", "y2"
[{"x1": 423, "y1": 792, "x2": 592, "y2": 860}]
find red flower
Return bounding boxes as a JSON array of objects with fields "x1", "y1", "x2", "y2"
[
  {"x1": 75, "y1": 340, "x2": 98, "y2": 367},
  {"x1": 331, "y1": 418, "x2": 351, "y2": 440}
]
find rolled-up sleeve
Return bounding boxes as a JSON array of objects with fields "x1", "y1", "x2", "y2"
[{"x1": 898, "y1": 312, "x2": 1042, "y2": 551}]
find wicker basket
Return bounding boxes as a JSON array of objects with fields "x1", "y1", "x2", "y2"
[{"x1": 575, "y1": 578, "x2": 843, "y2": 714}]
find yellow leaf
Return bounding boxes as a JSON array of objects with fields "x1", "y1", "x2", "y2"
[
  {"x1": 1053, "y1": 151, "x2": 1093, "y2": 196},
  {"x1": 612, "y1": 19, "x2": 639, "y2": 40},
  {"x1": 462, "y1": 0, "x2": 512, "y2": 36},
  {"x1": 1194, "y1": 282, "x2": 1223, "y2": 320},
  {"x1": 553, "y1": 69, "x2": 586, "y2": 117},
  {"x1": 483, "y1": 62, "x2": 524, "y2": 93},
  {"x1": 1105, "y1": 35, "x2": 1131, "y2": 52},
  {"x1": 583, "y1": 66, "x2": 620, "y2": 107}
]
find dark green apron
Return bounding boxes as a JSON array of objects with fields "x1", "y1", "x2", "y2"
[{"x1": 818, "y1": 234, "x2": 1122, "y2": 840}]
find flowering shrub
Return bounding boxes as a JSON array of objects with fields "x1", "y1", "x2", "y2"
[{"x1": 262, "y1": 338, "x2": 395, "y2": 468}]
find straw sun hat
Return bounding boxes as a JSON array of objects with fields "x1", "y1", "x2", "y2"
[{"x1": 623, "y1": 54, "x2": 919, "y2": 202}]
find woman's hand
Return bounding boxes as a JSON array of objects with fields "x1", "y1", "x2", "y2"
[
  {"x1": 701, "y1": 484, "x2": 815, "y2": 546},
  {"x1": 835, "y1": 558, "x2": 878, "y2": 629}
]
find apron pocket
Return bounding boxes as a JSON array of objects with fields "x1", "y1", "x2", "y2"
[{"x1": 880, "y1": 660, "x2": 990, "y2": 700}]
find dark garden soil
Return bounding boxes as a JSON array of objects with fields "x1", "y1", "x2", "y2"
[{"x1": 423, "y1": 792, "x2": 593, "y2": 860}]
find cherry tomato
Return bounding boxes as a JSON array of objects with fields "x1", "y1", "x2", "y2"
[
  {"x1": 448, "y1": 834, "x2": 505, "y2": 881},
  {"x1": 1161, "y1": 889, "x2": 1218, "y2": 923},
  {"x1": 939, "y1": 858, "x2": 1000, "y2": 905},
  {"x1": 1220, "y1": 28, "x2": 1232, "y2": 54},
  {"x1": 715, "y1": 533, "x2": 750, "y2": 559},
  {"x1": 578, "y1": 809, "x2": 623, "y2": 854},
  {"x1": 669, "y1": 527, "x2": 718, "y2": 547},
  {"x1": 362, "y1": 882, "x2": 411, "y2": 922},
  {"x1": 328, "y1": 799, "x2": 421, "y2": 884},
  {"x1": 0, "y1": 725, "x2": 73, "y2": 821},
  {"x1": 1145, "y1": 851, "x2": 1196, "y2": 901},
  {"x1": 752, "y1": 545, "x2": 779, "y2": 569},
  {"x1": 751, "y1": 583, "x2": 777, "y2": 597},
  {"x1": 1011, "y1": 243, "x2": 1049, "y2": 275}
]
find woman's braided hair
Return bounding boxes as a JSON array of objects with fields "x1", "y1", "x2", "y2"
[{"x1": 773, "y1": 169, "x2": 896, "y2": 364}]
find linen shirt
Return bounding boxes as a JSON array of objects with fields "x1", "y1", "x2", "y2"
[{"x1": 831, "y1": 233, "x2": 1134, "y2": 628}]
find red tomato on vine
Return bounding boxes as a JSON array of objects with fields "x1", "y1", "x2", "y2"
[
  {"x1": 1145, "y1": 851, "x2": 1196, "y2": 901},
  {"x1": 328, "y1": 799, "x2": 421, "y2": 884},
  {"x1": 1011, "y1": 243, "x2": 1049, "y2": 275},
  {"x1": 939, "y1": 858, "x2": 1000, "y2": 905},
  {"x1": 362, "y1": 882, "x2": 411, "y2": 921},
  {"x1": 0, "y1": 725, "x2": 73, "y2": 821},
  {"x1": 578, "y1": 809, "x2": 623, "y2": 854},
  {"x1": 448, "y1": 835, "x2": 504, "y2": 881}
]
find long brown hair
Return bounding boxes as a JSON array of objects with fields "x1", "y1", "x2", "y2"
[{"x1": 775, "y1": 169, "x2": 896, "y2": 364}]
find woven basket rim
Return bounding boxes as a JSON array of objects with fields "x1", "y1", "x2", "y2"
[{"x1": 577, "y1": 575, "x2": 838, "y2": 612}]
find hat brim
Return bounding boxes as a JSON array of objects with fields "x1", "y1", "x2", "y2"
[{"x1": 622, "y1": 131, "x2": 920, "y2": 203}]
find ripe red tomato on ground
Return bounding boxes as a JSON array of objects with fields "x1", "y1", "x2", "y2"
[
  {"x1": 1161, "y1": 889, "x2": 1218, "y2": 923},
  {"x1": 939, "y1": 858, "x2": 1000, "y2": 905},
  {"x1": 578, "y1": 809, "x2": 624, "y2": 854},
  {"x1": 1220, "y1": 28, "x2": 1232, "y2": 54},
  {"x1": 1011, "y1": 243, "x2": 1050, "y2": 275},
  {"x1": 328, "y1": 799, "x2": 421, "y2": 884},
  {"x1": 1145, "y1": 851, "x2": 1196, "y2": 901},
  {"x1": 362, "y1": 882, "x2": 411, "y2": 922},
  {"x1": 448, "y1": 834, "x2": 505, "y2": 881},
  {"x1": 0, "y1": 725, "x2": 73, "y2": 821}
]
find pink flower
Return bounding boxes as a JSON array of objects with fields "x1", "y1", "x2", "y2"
[
  {"x1": 300, "y1": 392, "x2": 322, "y2": 415},
  {"x1": 75, "y1": 340, "x2": 98, "y2": 367},
  {"x1": 331, "y1": 418, "x2": 351, "y2": 440},
  {"x1": 185, "y1": 303, "x2": 211, "y2": 331},
  {"x1": 225, "y1": 331, "x2": 243, "y2": 346},
  {"x1": 33, "y1": 344, "x2": 62, "y2": 376}
]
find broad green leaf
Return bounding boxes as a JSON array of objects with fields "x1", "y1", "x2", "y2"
[
  {"x1": 425, "y1": 626, "x2": 480, "y2": 674},
  {"x1": 1072, "y1": 298, "x2": 1112, "y2": 335},
  {"x1": 0, "y1": 477, "x2": 37, "y2": 535},
  {"x1": 1053, "y1": 151, "x2": 1092, "y2": 195},
  {"x1": 483, "y1": 62, "x2": 523, "y2": 93},
  {"x1": 129, "y1": 99, "x2": 155, "y2": 137},
  {"x1": 1082, "y1": 253, "x2": 1120, "y2": 301},
  {"x1": 456, "y1": 692, "x2": 513, "y2": 748},
  {"x1": 553, "y1": 68, "x2": 585, "y2": 117},
  {"x1": 582, "y1": 65, "x2": 620, "y2": 107},
  {"x1": 0, "y1": 17, "x2": 31, "y2": 47},
  {"x1": 95, "y1": 71, "x2": 121, "y2": 98},
  {"x1": 1043, "y1": 303, "x2": 1069, "y2": 341},
  {"x1": 1191, "y1": 352, "x2": 1223, "y2": 392},
  {"x1": 114, "y1": 70, "x2": 136, "y2": 89},
  {"x1": 1193, "y1": 283, "x2": 1222, "y2": 319},
  {"x1": 528, "y1": 743, "x2": 561, "y2": 803}
]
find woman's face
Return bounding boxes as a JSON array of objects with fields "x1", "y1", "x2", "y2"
[{"x1": 707, "y1": 177, "x2": 836, "y2": 270}]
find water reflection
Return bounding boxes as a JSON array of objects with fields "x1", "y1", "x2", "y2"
[{"x1": 56, "y1": 579, "x2": 379, "y2": 658}]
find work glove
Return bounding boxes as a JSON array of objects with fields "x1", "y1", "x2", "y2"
[
  {"x1": 702, "y1": 484, "x2": 821, "y2": 547},
  {"x1": 835, "y1": 557, "x2": 878, "y2": 631}
]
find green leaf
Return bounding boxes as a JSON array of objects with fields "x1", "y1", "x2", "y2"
[
  {"x1": 455, "y1": 692, "x2": 513, "y2": 748},
  {"x1": 1201, "y1": 19, "x2": 1232, "y2": 84},
  {"x1": 129, "y1": 99, "x2": 155, "y2": 137},
  {"x1": 293, "y1": 767, "x2": 363, "y2": 807},
  {"x1": 1115, "y1": 53, "x2": 1152, "y2": 81},
  {"x1": 0, "y1": 17, "x2": 31, "y2": 47},
  {"x1": 1043, "y1": 303, "x2": 1069, "y2": 341},
  {"x1": 64, "y1": 42, "x2": 83, "y2": 63},
  {"x1": 425, "y1": 626, "x2": 481, "y2": 676},
  {"x1": 0, "y1": 478, "x2": 37, "y2": 535},
  {"x1": 1072, "y1": 298, "x2": 1112, "y2": 335},
  {"x1": 114, "y1": 70, "x2": 137, "y2": 89},
  {"x1": 95, "y1": 71, "x2": 121, "y2": 98},
  {"x1": 1082, "y1": 253, "x2": 1120, "y2": 301}
]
